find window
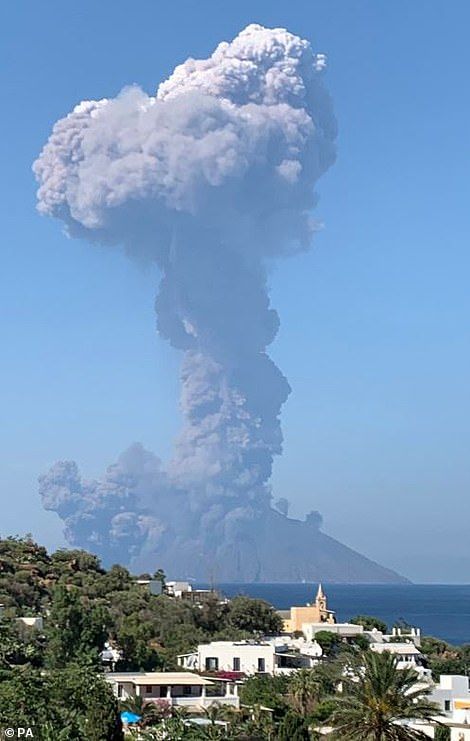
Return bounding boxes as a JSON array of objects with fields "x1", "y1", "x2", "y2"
[
  {"x1": 233, "y1": 657, "x2": 240, "y2": 671},
  {"x1": 183, "y1": 685, "x2": 192, "y2": 696},
  {"x1": 444, "y1": 700, "x2": 451, "y2": 712},
  {"x1": 145, "y1": 685, "x2": 153, "y2": 694},
  {"x1": 205, "y1": 657, "x2": 219, "y2": 671},
  {"x1": 117, "y1": 684, "x2": 123, "y2": 698},
  {"x1": 257, "y1": 658, "x2": 266, "y2": 672}
]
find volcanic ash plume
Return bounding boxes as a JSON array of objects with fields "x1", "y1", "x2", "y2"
[{"x1": 34, "y1": 24, "x2": 338, "y2": 579}]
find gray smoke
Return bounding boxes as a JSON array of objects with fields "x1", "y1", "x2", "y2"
[
  {"x1": 34, "y1": 24, "x2": 336, "y2": 570},
  {"x1": 274, "y1": 498, "x2": 290, "y2": 517}
]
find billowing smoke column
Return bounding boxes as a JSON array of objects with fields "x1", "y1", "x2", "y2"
[{"x1": 35, "y1": 25, "x2": 338, "y2": 579}]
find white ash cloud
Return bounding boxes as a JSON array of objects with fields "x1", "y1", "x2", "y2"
[{"x1": 34, "y1": 24, "x2": 336, "y2": 571}]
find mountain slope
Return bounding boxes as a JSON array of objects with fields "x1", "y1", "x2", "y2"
[{"x1": 132, "y1": 509, "x2": 408, "y2": 584}]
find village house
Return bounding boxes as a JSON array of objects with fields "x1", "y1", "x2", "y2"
[
  {"x1": 369, "y1": 641, "x2": 432, "y2": 680},
  {"x1": 0, "y1": 605, "x2": 43, "y2": 630},
  {"x1": 400, "y1": 675, "x2": 470, "y2": 740},
  {"x1": 105, "y1": 671, "x2": 239, "y2": 710},
  {"x1": 302, "y1": 620, "x2": 422, "y2": 647},
  {"x1": 386, "y1": 625, "x2": 422, "y2": 647},
  {"x1": 165, "y1": 580, "x2": 224, "y2": 604},
  {"x1": 16, "y1": 616, "x2": 43, "y2": 630},
  {"x1": 178, "y1": 636, "x2": 322, "y2": 676},
  {"x1": 302, "y1": 620, "x2": 366, "y2": 641},
  {"x1": 430, "y1": 675, "x2": 470, "y2": 717},
  {"x1": 134, "y1": 578, "x2": 163, "y2": 596}
]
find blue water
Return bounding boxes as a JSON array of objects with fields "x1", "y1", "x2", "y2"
[{"x1": 199, "y1": 584, "x2": 470, "y2": 646}]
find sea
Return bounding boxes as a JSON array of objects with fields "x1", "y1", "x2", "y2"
[{"x1": 197, "y1": 583, "x2": 470, "y2": 646}]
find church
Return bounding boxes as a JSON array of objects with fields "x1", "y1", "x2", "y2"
[{"x1": 279, "y1": 584, "x2": 336, "y2": 633}]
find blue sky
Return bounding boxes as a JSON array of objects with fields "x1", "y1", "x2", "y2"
[{"x1": 1, "y1": 1, "x2": 469, "y2": 582}]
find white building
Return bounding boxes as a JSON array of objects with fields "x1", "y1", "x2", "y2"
[
  {"x1": 430, "y1": 675, "x2": 470, "y2": 716},
  {"x1": 106, "y1": 671, "x2": 239, "y2": 710},
  {"x1": 165, "y1": 581, "x2": 193, "y2": 598},
  {"x1": 401, "y1": 675, "x2": 470, "y2": 740},
  {"x1": 16, "y1": 616, "x2": 43, "y2": 630},
  {"x1": 0, "y1": 606, "x2": 43, "y2": 631},
  {"x1": 387, "y1": 626, "x2": 421, "y2": 647},
  {"x1": 302, "y1": 622, "x2": 422, "y2": 647},
  {"x1": 100, "y1": 642, "x2": 122, "y2": 671},
  {"x1": 302, "y1": 622, "x2": 366, "y2": 641},
  {"x1": 178, "y1": 637, "x2": 322, "y2": 677},
  {"x1": 369, "y1": 626, "x2": 421, "y2": 647},
  {"x1": 135, "y1": 579, "x2": 163, "y2": 596},
  {"x1": 449, "y1": 724, "x2": 470, "y2": 741},
  {"x1": 165, "y1": 581, "x2": 223, "y2": 604},
  {"x1": 432, "y1": 675, "x2": 470, "y2": 740},
  {"x1": 369, "y1": 642, "x2": 432, "y2": 680}
]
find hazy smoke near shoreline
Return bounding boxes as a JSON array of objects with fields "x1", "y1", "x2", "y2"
[{"x1": 35, "y1": 25, "x2": 337, "y2": 572}]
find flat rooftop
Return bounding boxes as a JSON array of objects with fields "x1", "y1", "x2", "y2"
[
  {"x1": 370, "y1": 643, "x2": 422, "y2": 655},
  {"x1": 106, "y1": 672, "x2": 214, "y2": 686}
]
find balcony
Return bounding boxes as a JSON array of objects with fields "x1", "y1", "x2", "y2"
[{"x1": 171, "y1": 695, "x2": 239, "y2": 709}]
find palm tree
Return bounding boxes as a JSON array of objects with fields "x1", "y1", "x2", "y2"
[
  {"x1": 288, "y1": 668, "x2": 324, "y2": 716},
  {"x1": 277, "y1": 711, "x2": 311, "y2": 741},
  {"x1": 128, "y1": 730, "x2": 160, "y2": 740},
  {"x1": 202, "y1": 702, "x2": 231, "y2": 736},
  {"x1": 121, "y1": 694, "x2": 164, "y2": 727},
  {"x1": 131, "y1": 717, "x2": 187, "y2": 740},
  {"x1": 236, "y1": 704, "x2": 276, "y2": 740},
  {"x1": 328, "y1": 650, "x2": 439, "y2": 740},
  {"x1": 183, "y1": 721, "x2": 225, "y2": 740},
  {"x1": 41, "y1": 722, "x2": 77, "y2": 741},
  {"x1": 152, "y1": 708, "x2": 190, "y2": 740}
]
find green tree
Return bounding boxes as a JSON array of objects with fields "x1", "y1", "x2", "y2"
[
  {"x1": 420, "y1": 636, "x2": 468, "y2": 679},
  {"x1": 0, "y1": 669, "x2": 49, "y2": 728},
  {"x1": 195, "y1": 594, "x2": 228, "y2": 633},
  {"x1": 115, "y1": 614, "x2": 165, "y2": 670},
  {"x1": 420, "y1": 636, "x2": 450, "y2": 657},
  {"x1": 181, "y1": 707, "x2": 230, "y2": 740},
  {"x1": 314, "y1": 630, "x2": 342, "y2": 656},
  {"x1": 202, "y1": 701, "x2": 233, "y2": 732},
  {"x1": 276, "y1": 711, "x2": 310, "y2": 741},
  {"x1": 333, "y1": 633, "x2": 372, "y2": 658},
  {"x1": 0, "y1": 619, "x2": 43, "y2": 667},
  {"x1": 52, "y1": 548, "x2": 103, "y2": 576},
  {"x1": 0, "y1": 666, "x2": 123, "y2": 740},
  {"x1": 130, "y1": 719, "x2": 186, "y2": 739},
  {"x1": 328, "y1": 650, "x2": 438, "y2": 740},
  {"x1": 0, "y1": 536, "x2": 301, "y2": 673},
  {"x1": 237, "y1": 704, "x2": 276, "y2": 740},
  {"x1": 434, "y1": 727, "x2": 450, "y2": 741},
  {"x1": 428, "y1": 655, "x2": 467, "y2": 677},
  {"x1": 239, "y1": 674, "x2": 288, "y2": 717},
  {"x1": 153, "y1": 568, "x2": 166, "y2": 586},
  {"x1": 102, "y1": 564, "x2": 133, "y2": 592},
  {"x1": 287, "y1": 669, "x2": 323, "y2": 716},
  {"x1": 227, "y1": 596, "x2": 283, "y2": 634},
  {"x1": 47, "y1": 665, "x2": 124, "y2": 741},
  {"x1": 310, "y1": 698, "x2": 336, "y2": 723},
  {"x1": 308, "y1": 660, "x2": 340, "y2": 697},
  {"x1": 350, "y1": 615, "x2": 388, "y2": 633},
  {"x1": 352, "y1": 633, "x2": 371, "y2": 650},
  {"x1": 45, "y1": 585, "x2": 109, "y2": 668},
  {"x1": 0, "y1": 536, "x2": 51, "y2": 615},
  {"x1": 121, "y1": 695, "x2": 166, "y2": 726}
]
